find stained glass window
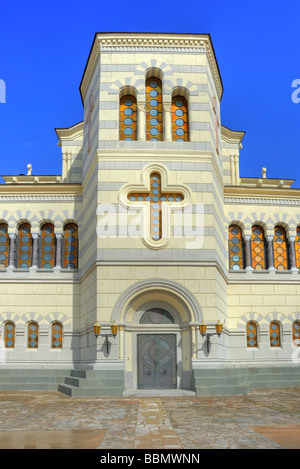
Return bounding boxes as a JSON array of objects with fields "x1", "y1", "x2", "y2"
[
  {"x1": 246, "y1": 321, "x2": 258, "y2": 347},
  {"x1": 64, "y1": 223, "x2": 78, "y2": 269},
  {"x1": 127, "y1": 172, "x2": 184, "y2": 241},
  {"x1": 0, "y1": 223, "x2": 9, "y2": 269},
  {"x1": 140, "y1": 308, "x2": 175, "y2": 324},
  {"x1": 40, "y1": 223, "x2": 55, "y2": 269},
  {"x1": 274, "y1": 226, "x2": 289, "y2": 270},
  {"x1": 251, "y1": 225, "x2": 266, "y2": 270},
  {"x1": 270, "y1": 321, "x2": 281, "y2": 347},
  {"x1": 146, "y1": 77, "x2": 163, "y2": 141},
  {"x1": 295, "y1": 226, "x2": 300, "y2": 269},
  {"x1": 120, "y1": 95, "x2": 137, "y2": 141},
  {"x1": 228, "y1": 225, "x2": 244, "y2": 270},
  {"x1": 28, "y1": 321, "x2": 38, "y2": 349},
  {"x1": 51, "y1": 321, "x2": 63, "y2": 349},
  {"x1": 17, "y1": 223, "x2": 32, "y2": 269},
  {"x1": 172, "y1": 96, "x2": 189, "y2": 141},
  {"x1": 4, "y1": 321, "x2": 15, "y2": 348},
  {"x1": 292, "y1": 321, "x2": 300, "y2": 346}
]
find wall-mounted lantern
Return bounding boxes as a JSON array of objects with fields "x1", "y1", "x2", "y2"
[
  {"x1": 94, "y1": 322, "x2": 118, "y2": 354},
  {"x1": 199, "y1": 321, "x2": 223, "y2": 354}
]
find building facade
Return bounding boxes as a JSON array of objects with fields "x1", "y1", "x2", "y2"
[{"x1": 0, "y1": 32, "x2": 300, "y2": 396}]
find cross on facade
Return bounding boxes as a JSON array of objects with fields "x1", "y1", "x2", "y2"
[
  {"x1": 212, "y1": 96, "x2": 220, "y2": 155},
  {"x1": 86, "y1": 94, "x2": 95, "y2": 152},
  {"x1": 128, "y1": 172, "x2": 184, "y2": 241}
]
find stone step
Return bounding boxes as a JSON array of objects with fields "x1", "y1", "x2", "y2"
[{"x1": 57, "y1": 384, "x2": 124, "y2": 397}]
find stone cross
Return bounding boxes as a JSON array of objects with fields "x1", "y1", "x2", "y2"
[{"x1": 127, "y1": 172, "x2": 184, "y2": 241}]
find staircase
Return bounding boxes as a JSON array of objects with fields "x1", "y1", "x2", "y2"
[
  {"x1": 193, "y1": 366, "x2": 300, "y2": 396},
  {"x1": 57, "y1": 369, "x2": 124, "y2": 397}
]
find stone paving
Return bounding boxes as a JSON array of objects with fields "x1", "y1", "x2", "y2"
[{"x1": 0, "y1": 388, "x2": 299, "y2": 449}]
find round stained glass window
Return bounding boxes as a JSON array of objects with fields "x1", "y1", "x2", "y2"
[
  {"x1": 44, "y1": 235, "x2": 52, "y2": 243},
  {"x1": 150, "y1": 99, "x2": 158, "y2": 107},
  {"x1": 253, "y1": 237, "x2": 261, "y2": 244},
  {"x1": 44, "y1": 225, "x2": 53, "y2": 234},
  {"x1": 176, "y1": 138, "x2": 184, "y2": 142},
  {"x1": 0, "y1": 226, "x2": 7, "y2": 234},
  {"x1": 153, "y1": 226, "x2": 159, "y2": 233},
  {"x1": 275, "y1": 237, "x2": 283, "y2": 244},
  {"x1": 232, "y1": 245, "x2": 240, "y2": 253},
  {"x1": 232, "y1": 264, "x2": 240, "y2": 270},
  {"x1": 43, "y1": 254, "x2": 52, "y2": 261},
  {"x1": 248, "y1": 324, "x2": 254, "y2": 330},
  {"x1": 129, "y1": 195, "x2": 136, "y2": 201},
  {"x1": 231, "y1": 237, "x2": 239, "y2": 244},
  {"x1": 275, "y1": 228, "x2": 283, "y2": 236},
  {"x1": 271, "y1": 324, "x2": 278, "y2": 330},
  {"x1": 232, "y1": 255, "x2": 240, "y2": 262},
  {"x1": 175, "y1": 99, "x2": 183, "y2": 107},
  {"x1": 21, "y1": 226, "x2": 30, "y2": 234},
  {"x1": 150, "y1": 118, "x2": 159, "y2": 126},
  {"x1": 44, "y1": 244, "x2": 52, "y2": 252},
  {"x1": 21, "y1": 263, "x2": 28, "y2": 269},
  {"x1": 67, "y1": 253, "x2": 75, "y2": 261},
  {"x1": 149, "y1": 80, "x2": 158, "y2": 88},
  {"x1": 21, "y1": 254, "x2": 29, "y2": 261},
  {"x1": 66, "y1": 263, "x2": 75, "y2": 269},
  {"x1": 67, "y1": 235, "x2": 75, "y2": 243},
  {"x1": 124, "y1": 108, "x2": 133, "y2": 116},
  {"x1": 175, "y1": 118, "x2": 184, "y2": 126},
  {"x1": 152, "y1": 234, "x2": 160, "y2": 240},
  {"x1": 253, "y1": 228, "x2": 261, "y2": 236},
  {"x1": 124, "y1": 117, "x2": 133, "y2": 126},
  {"x1": 294, "y1": 324, "x2": 300, "y2": 330},
  {"x1": 0, "y1": 254, "x2": 6, "y2": 261},
  {"x1": 124, "y1": 137, "x2": 132, "y2": 141},
  {"x1": 67, "y1": 245, "x2": 75, "y2": 252},
  {"x1": 175, "y1": 109, "x2": 184, "y2": 117},
  {"x1": 22, "y1": 235, "x2": 29, "y2": 243},
  {"x1": 176, "y1": 128, "x2": 184, "y2": 136},
  {"x1": 168, "y1": 196, "x2": 174, "y2": 202},
  {"x1": 124, "y1": 98, "x2": 133, "y2": 106},
  {"x1": 0, "y1": 235, "x2": 6, "y2": 243},
  {"x1": 149, "y1": 90, "x2": 158, "y2": 97},
  {"x1": 6, "y1": 340, "x2": 13, "y2": 347},
  {"x1": 124, "y1": 127, "x2": 133, "y2": 136},
  {"x1": 231, "y1": 227, "x2": 239, "y2": 235},
  {"x1": 150, "y1": 137, "x2": 158, "y2": 141},
  {"x1": 150, "y1": 128, "x2": 159, "y2": 136},
  {"x1": 152, "y1": 219, "x2": 159, "y2": 225},
  {"x1": 272, "y1": 339, "x2": 278, "y2": 346},
  {"x1": 137, "y1": 195, "x2": 144, "y2": 201},
  {"x1": 150, "y1": 109, "x2": 158, "y2": 116},
  {"x1": 67, "y1": 226, "x2": 75, "y2": 234},
  {"x1": 21, "y1": 245, "x2": 29, "y2": 252},
  {"x1": 0, "y1": 245, "x2": 6, "y2": 252}
]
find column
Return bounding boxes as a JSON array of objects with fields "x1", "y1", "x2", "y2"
[
  {"x1": 230, "y1": 155, "x2": 235, "y2": 185},
  {"x1": 163, "y1": 103, "x2": 172, "y2": 142},
  {"x1": 137, "y1": 102, "x2": 146, "y2": 141},
  {"x1": 8, "y1": 233, "x2": 16, "y2": 268},
  {"x1": 289, "y1": 236, "x2": 297, "y2": 271},
  {"x1": 31, "y1": 233, "x2": 39, "y2": 269},
  {"x1": 191, "y1": 324, "x2": 197, "y2": 359},
  {"x1": 67, "y1": 153, "x2": 72, "y2": 183},
  {"x1": 267, "y1": 235, "x2": 275, "y2": 270},
  {"x1": 234, "y1": 155, "x2": 240, "y2": 185},
  {"x1": 245, "y1": 235, "x2": 253, "y2": 270},
  {"x1": 55, "y1": 233, "x2": 62, "y2": 269},
  {"x1": 62, "y1": 152, "x2": 67, "y2": 182},
  {"x1": 118, "y1": 325, "x2": 125, "y2": 359}
]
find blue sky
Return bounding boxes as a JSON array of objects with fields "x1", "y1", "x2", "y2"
[{"x1": 0, "y1": 0, "x2": 300, "y2": 186}]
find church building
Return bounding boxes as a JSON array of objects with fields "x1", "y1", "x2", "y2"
[{"x1": 0, "y1": 32, "x2": 300, "y2": 396}]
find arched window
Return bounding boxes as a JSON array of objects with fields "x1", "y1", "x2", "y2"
[
  {"x1": 63, "y1": 223, "x2": 78, "y2": 269},
  {"x1": 228, "y1": 225, "x2": 244, "y2": 270},
  {"x1": 27, "y1": 321, "x2": 38, "y2": 349},
  {"x1": 146, "y1": 77, "x2": 163, "y2": 141},
  {"x1": 295, "y1": 226, "x2": 300, "y2": 269},
  {"x1": 274, "y1": 226, "x2": 289, "y2": 270},
  {"x1": 120, "y1": 94, "x2": 137, "y2": 141},
  {"x1": 0, "y1": 223, "x2": 9, "y2": 269},
  {"x1": 40, "y1": 223, "x2": 55, "y2": 269},
  {"x1": 172, "y1": 95, "x2": 189, "y2": 141},
  {"x1": 251, "y1": 225, "x2": 267, "y2": 270},
  {"x1": 246, "y1": 321, "x2": 258, "y2": 348},
  {"x1": 292, "y1": 320, "x2": 300, "y2": 346},
  {"x1": 270, "y1": 321, "x2": 281, "y2": 348},
  {"x1": 4, "y1": 321, "x2": 15, "y2": 348},
  {"x1": 17, "y1": 223, "x2": 32, "y2": 268},
  {"x1": 51, "y1": 321, "x2": 63, "y2": 349},
  {"x1": 139, "y1": 307, "x2": 175, "y2": 324}
]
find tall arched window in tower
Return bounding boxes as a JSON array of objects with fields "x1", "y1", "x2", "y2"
[
  {"x1": 4, "y1": 321, "x2": 15, "y2": 348},
  {"x1": 295, "y1": 226, "x2": 300, "y2": 269},
  {"x1": 251, "y1": 225, "x2": 267, "y2": 270},
  {"x1": 120, "y1": 94, "x2": 137, "y2": 141},
  {"x1": 228, "y1": 225, "x2": 244, "y2": 270},
  {"x1": 246, "y1": 321, "x2": 258, "y2": 348},
  {"x1": 51, "y1": 321, "x2": 63, "y2": 349},
  {"x1": 40, "y1": 223, "x2": 55, "y2": 269},
  {"x1": 27, "y1": 321, "x2": 39, "y2": 349},
  {"x1": 146, "y1": 77, "x2": 163, "y2": 141},
  {"x1": 270, "y1": 321, "x2": 281, "y2": 347},
  {"x1": 0, "y1": 223, "x2": 9, "y2": 269},
  {"x1": 273, "y1": 226, "x2": 289, "y2": 270},
  {"x1": 17, "y1": 223, "x2": 32, "y2": 269},
  {"x1": 172, "y1": 95, "x2": 189, "y2": 141},
  {"x1": 63, "y1": 223, "x2": 78, "y2": 269}
]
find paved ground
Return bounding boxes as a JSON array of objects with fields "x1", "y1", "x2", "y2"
[{"x1": 0, "y1": 388, "x2": 299, "y2": 449}]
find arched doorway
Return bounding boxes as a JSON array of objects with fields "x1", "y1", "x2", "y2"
[{"x1": 137, "y1": 308, "x2": 177, "y2": 389}]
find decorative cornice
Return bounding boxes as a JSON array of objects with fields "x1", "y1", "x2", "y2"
[
  {"x1": 221, "y1": 125, "x2": 245, "y2": 146},
  {"x1": 225, "y1": 197, "x2": 300, "y2": 206},
  {"x1": 55, "y1": 121, "x2": 84, "y2": 146},
  {"x1": 80, "y1": 32, "x2": 223, "y2": 103}
]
